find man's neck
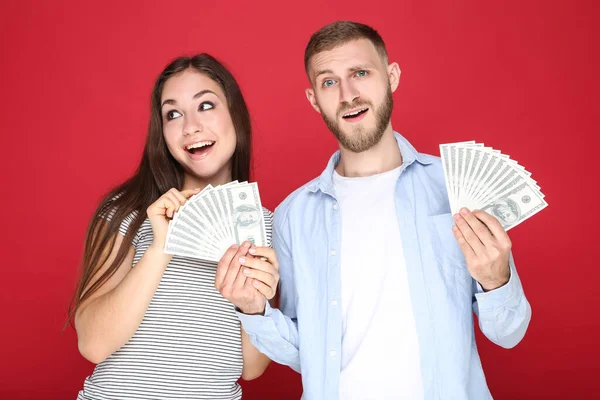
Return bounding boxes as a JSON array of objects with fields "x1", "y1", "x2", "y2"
[{"x1": 335, "y1": 126, "x2": 403, "y2": 178}]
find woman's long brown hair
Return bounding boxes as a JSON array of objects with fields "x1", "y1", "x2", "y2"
[{"x1": 66, "y1": 54, "x2": 252, "y2": 326}]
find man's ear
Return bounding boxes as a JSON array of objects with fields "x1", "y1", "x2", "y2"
[
  {"x1": 388, "y1": 62, "x2": 401, "y2": 93},
  {"x1": 306, "y1": 88, "x2": 321, "y2": 113}
]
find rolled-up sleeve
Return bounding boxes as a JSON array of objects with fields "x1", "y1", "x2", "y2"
[{"x1": 473, "y1": 252, "x2": 532, "y2": 349}]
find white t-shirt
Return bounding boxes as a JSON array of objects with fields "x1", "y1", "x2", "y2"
[{"x1": 333, "y1": 166, "x2": 424, "y2": 400}]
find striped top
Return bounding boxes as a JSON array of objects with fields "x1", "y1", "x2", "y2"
[{"x1": 77, "y1": 208, "x2": 273, "y2": 400}]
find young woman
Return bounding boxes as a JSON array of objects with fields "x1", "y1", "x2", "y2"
[{"x1": 69, "y1": 54, "x2": 277, "y2": 400}]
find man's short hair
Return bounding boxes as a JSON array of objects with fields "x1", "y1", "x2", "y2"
[{"x1": 304, "y1": 20, "x2": 389, "y2": 75}]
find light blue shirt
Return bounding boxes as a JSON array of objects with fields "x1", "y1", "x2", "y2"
[{"x1": 238, "y1": 132, "x2": 532, "y2": 399}]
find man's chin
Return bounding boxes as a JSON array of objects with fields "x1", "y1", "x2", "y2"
[
  {"x1": 339, "y1": 120, "x2": 369, "y2": 135},
  {"x1": 344, "y1": 130, "x2": 378, "y2": 145}
]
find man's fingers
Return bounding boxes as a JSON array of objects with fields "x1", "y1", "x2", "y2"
[
  {"x1": 452, "y1": 224, "x2": 475, "y2": 260},
  {"x1": 239, "y1": 255, "x2": 278, "y2": 275},
  {"x1": 233, "y1": 260, "x2": 248, "y2": 289},
  {"x1": 250, "y1": 278, "x2": 276, "y2": 300},
  {"x1": 473, "y1": 210, "x2": 511, "y2": 247},
  {"x1": 242, "y1": 267, "x2": 278, "y2": 290},
  {"x1": 223, "y1": 242, "x2": 252, "y2": 288},
  {"x1": 459, "y1": 208, "x2": 494, "y2": 247},
  {"x1": 248, "y1": 246, "x2": 279, "y2": 270},
  {"x1": 215, "y1": 245, "x2": 240, "y2": 289},
  {"x1": 454, "y1": 213, "x2": 485, "y2": 256}
]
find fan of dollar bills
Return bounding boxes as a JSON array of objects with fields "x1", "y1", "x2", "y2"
[
  {"x1": 164, "y1": 181, "x2": 267, "y2": 262},
  {"x1": 440, "y1": 141, "x2": 547, "y2": 231}
]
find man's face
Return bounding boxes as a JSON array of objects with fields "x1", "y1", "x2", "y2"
[{"x1": 305, "y1": 39, "x2": 400, "y2": 153}]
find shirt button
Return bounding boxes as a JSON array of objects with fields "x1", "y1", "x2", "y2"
[
  {"x1": 329, "y1": 350, "x2": 337, "y2": 357},
  {"x1": 330, "y1": 249, "x2": 336, "y2": 256},
  {"x1": 331, "y1": 300, "x2": 338, "y2": 306},
  {"x1": 333, "y1": 203, "x2": 338, "y2": 210}
]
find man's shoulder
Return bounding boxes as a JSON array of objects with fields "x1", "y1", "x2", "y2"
[
  {"x1": 418, "y1": 151, "x2": 441, "y2": 165},
  {"x1": 416, "y1": 152, "x2": 442, "y2": 167},
  {"x1": 413, "y1": 152, "x2": 444, "y2": 181}
]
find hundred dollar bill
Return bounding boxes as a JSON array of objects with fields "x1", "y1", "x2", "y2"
[
  {"x1": 481, "y1": 180, "x2": 547, "y2": 231},
  {"x1": 225, "y1": 182, "x2": 267, "y2": 247}
]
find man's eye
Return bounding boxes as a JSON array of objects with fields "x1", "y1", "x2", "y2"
[
  {"x1": 166, "y1": 110, "x2": 182, "y2": 120},
  {"x1": 199, "y1": 102, "x2": 214, "y2": 111},
  {"x1": 323, "y1": 79, "x2": 335, "y2": 88},
  {"x1": 356, "y1": 70, "x2": 368, "y2": 77}
]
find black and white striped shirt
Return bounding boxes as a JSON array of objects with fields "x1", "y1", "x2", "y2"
[{"x1": 77, "y1": 208, "x2": 273, "y2": 400}]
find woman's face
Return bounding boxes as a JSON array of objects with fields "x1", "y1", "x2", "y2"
[{"x1": 161, "y1": 68, "x2": 237, "y2": 188}]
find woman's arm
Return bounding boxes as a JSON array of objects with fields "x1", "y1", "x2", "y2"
[
  {"x1": 241, "y1": 327, "x2": 271, "y2": 380},
  {"x1": 75, "y1": 232, "x2": 171, "y2": 364},
  {"x1": 75, "y1": 188, "x2": 198, "y2": 364}
]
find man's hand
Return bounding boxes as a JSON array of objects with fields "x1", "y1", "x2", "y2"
[
  {"x1": 215, "y1": 241, "x2": 280, "y2": 314},
  {"x1": 452, "y1": 208, "x2": 511, "y2": 291}
]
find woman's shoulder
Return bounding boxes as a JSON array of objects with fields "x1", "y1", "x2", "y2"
[
  {"x1": 261, "y1": 206, "x2": 274, "y2": 219},
  {"x1": 261, "y1": 207, "x2": 274, "y2": 247}
]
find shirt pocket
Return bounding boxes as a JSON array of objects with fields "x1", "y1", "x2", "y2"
[{"x1": 428, "y1": 212, "x2": 472, "y2": 285}]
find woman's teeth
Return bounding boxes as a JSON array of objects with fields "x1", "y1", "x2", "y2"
[{"x1": 186, "y1": 141, "x2": 215, "y2": 150}]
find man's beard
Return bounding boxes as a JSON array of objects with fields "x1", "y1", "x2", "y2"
[{"x1": 321, "y1": 87, "x2": 393, "y2": 153}]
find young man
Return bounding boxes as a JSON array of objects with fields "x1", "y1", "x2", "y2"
[{"x1": 218, "y1": 20, "x2": 532, "y2": 399}]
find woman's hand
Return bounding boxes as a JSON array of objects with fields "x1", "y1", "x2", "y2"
[{"x1": 147, "y1": 188, "x2": 201, "y2": 251}]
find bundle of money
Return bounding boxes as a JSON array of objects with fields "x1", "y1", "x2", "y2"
[
  {"x1": 164, "y1": 181, "x2": 267, "y2": 261},
  {"x1": 440, "y1": 141, "x2": 547, "y2": 231}
]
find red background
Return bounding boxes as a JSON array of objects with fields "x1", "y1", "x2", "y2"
[{"x1": 1, "y1": 0, "x2": 598, "y2": 398}]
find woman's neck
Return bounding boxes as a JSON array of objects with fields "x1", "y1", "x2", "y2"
[{"x1": 182, "y1": 167, "x2": 233, "y2": 191}]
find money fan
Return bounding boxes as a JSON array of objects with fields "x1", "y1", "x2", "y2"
[
  {"x1": 164, "y1": 181, "x2": 268, "y2": 261},
  {"x1": 440, "y1": 141, "x2": 547, "y2": 231}
]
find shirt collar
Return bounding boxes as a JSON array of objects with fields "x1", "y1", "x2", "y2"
[{"x1": 307, "y1": 131, "x2": 433, "y2": 194}]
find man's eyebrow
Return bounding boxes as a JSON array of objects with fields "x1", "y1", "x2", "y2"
[
  {"x1": 314, "y1": 69, "x2": 334, "y2": 80},
  {"x1": 314, "y1": 65, "x2": 373, "y2": 80},
  {"x1": 348, "y1": 65, "x2": 372, "y2": 73}
]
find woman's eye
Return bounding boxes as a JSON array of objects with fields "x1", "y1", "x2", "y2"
[
  {"x1": 166, "y1": 110, "x2": 182, "y2": 120},
  {"x1": 199, "y1": 102, "x2": 214, "y2": 111}
]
